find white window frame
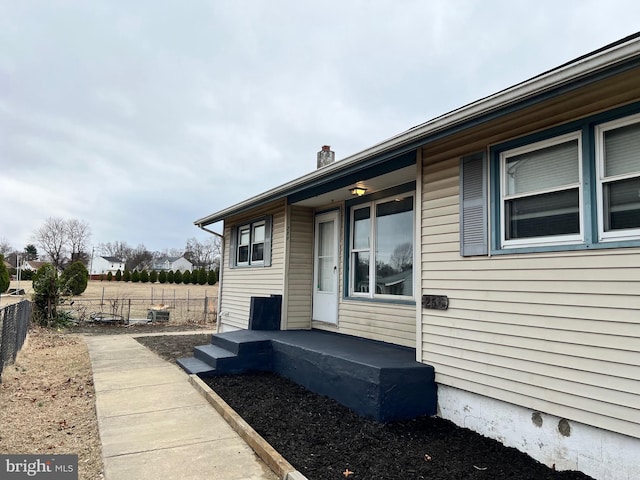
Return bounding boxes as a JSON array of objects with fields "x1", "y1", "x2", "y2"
[
  {"x1": 250, "y1": 221, "x2": 266, "y2": 263},
  {"x1": 236, "y1": 225, "x2": 250, "y2": 266},
  {"x1": 349, "y1": 193, "x2": 415, "y2": 300},
  {"x1": 500, "y1": 131, "x2": 584, "y2": 249},
  {"x1": 350, "y1": 205, "x2": 371, "y2": 297},
  {"x1": 595, "y1": 112, "x2": 640, "y2": 242},
  {"x1": 235, "y1": 220, "x2": 266, "y2": 267}
]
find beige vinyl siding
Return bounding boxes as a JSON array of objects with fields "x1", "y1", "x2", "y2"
[
  {"x1": 285, "y1": 205, "x2": 314, "y2": 329},
  {"x1": 219, "y1": 200, "x2": 286, "y2": 330},
  {"x1": 335, "y1": 300, "x2": 416, "y2": 347},
  {"x1": 420, "y1": 155, "x2": 640, "y2": 439}
]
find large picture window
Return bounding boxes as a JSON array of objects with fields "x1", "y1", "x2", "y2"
[
  {"x1": 500, "y1": 132, "x2": 582, "y2": 247},
  {"x1": 349, "y1": 194, "x2": 414, "y2": 299},
  {"x1": 596, "y1": 114, "x2": 640, "y2": 241}
]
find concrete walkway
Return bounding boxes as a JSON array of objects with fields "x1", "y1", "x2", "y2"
[{"x1": 85, "y1": 334, "x2": 278, "y2": 480}]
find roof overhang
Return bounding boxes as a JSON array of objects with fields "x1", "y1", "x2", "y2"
[{"x1": 195, "y1": 33, "x2": 640, "y2": 227}]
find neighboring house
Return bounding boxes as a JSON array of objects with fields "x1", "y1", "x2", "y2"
[
  {"x1": 151, "y1": 256, "x2": 193, "y2": 273},
  {"x1": 90, "y1": 256, "x2": 125, "y2": 276},
  {"x1": 193, "y1": 35, "x2": 640, "y2": 480},
  {"x1": 21, "y1": 260, "x2": 48, "y2": 272}
]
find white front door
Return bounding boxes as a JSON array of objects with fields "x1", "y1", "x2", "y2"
[{"x1": 312, "y1": 210, "x2": 339, "y2": 324}]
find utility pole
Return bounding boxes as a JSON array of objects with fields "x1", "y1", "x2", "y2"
[{"x1": 16, "y1": 253, "x2": 21, "y2": 292}]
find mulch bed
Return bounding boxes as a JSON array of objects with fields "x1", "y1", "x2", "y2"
[{"x1": 137, "y1": 334, "x2": 593, "y2": 480}]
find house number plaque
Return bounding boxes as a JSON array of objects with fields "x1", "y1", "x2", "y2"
[{"x1": 422, "y1": 294, "x2": 449, "y2": 310}]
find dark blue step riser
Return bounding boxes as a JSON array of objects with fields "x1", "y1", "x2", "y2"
[
  {"x1": 212, "y1": 335, "x2": 272, "y2": 355},
  {"x1": 193, "y1": 349, "x2": 273, "y2": 374},
  {"x1": 176, "y1": 357, "x2": 216, "y2": 376},
  {"x1": 271, "y1": 345, "x2": 437, "y2": 422},
  {"x1": 193, "y1": 346, "x2": 237, "y2": 369}
]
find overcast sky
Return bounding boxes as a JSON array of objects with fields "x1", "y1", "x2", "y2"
[{"x1": 1, "y1": 1, "x2": 639, "y2": 254}]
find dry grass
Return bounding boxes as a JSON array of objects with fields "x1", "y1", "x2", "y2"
[
  {"x1": 81, "y1": 279, "x2": 218, "y2": 300},
  {"x1": 4, "y1": 279, "x2": 218, "y2": 301},
  {"x1": 0, "y1": 327, "x2": 104, "y2": 480},
  {"x1": 3, "y1": 280, "x2": 219, "y2": 323}
]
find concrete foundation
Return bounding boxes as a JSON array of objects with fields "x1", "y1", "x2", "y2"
[{"x1": 437, "y1": 384, "x2": 640, "y2": 480}]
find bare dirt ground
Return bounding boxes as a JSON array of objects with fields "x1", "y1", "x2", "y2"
[
  {"x1": 0, "y1": 324, "x2": 212, "y2": 480},
  {"x1": 0, "y1": 327, "x2": 104, "y2": 480}
]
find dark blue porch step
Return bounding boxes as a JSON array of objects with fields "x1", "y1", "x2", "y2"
[
  {"x1": 211, "y1": 330, "x2": 273, "y2": 355},
  {"x1": 176, "y1": 356, "x2": 217, "y2": 375},
  {"x1": 193, "y1": 344, "x2": 238, "y2": 369},
  {"x1": 178, "y1": 329, "x2": 437, "y2": 423},
  {"x1": 178, "y1": 334, "x2": 273, "y2": 375}
]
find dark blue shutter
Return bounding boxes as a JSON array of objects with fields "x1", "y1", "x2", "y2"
[
  {"x1": 229, "y1": 225, "x2": 237, "y2": 268},
  {"x1": 263, "y1": 215, "x2": 272, "y2": 267},
  {"x1": 460, "y1": 153, "x2": 488, "y2": 256}
]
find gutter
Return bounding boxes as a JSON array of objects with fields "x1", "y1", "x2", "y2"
[
  {"x1": 194, "y1": 34, "x2": 640, "y2": 227},
  {"x1": 198, "y1": 225, "x2": 224, "y2": 334}
]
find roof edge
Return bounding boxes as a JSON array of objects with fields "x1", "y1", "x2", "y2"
[{"x1": 195, "y1": 34, "x2": 640, "y2": 227}]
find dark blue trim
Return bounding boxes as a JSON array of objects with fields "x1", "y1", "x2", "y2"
[
  {"x1": 345, "y1": 181, "x2": 416, "y2": 208},
  {"x1": 490, "y1": 101, "x2": 640, "y2": 255},
  {"x1": 288, "y1": 151, "x2": 416, "y2": 204},
  {"x1": 343, "y1": 183, "x2": 417, "y2": 301},
  {"x1": 314, "y1": 206, "x2": 341, "y2": 216}
]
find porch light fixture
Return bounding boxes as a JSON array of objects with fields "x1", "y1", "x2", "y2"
[{"x1": 350, "y1": 186, "x2": 367, "y2": 196}]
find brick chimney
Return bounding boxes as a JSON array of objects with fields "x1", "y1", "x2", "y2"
[{"x1": 317, "y1": 145, "x2": 335, "y2": 169}]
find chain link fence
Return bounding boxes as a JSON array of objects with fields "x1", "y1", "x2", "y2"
[
  {"x1": 0, "y1": 299, "x2": 32, "y2": 379},
  {"x1": 60, "y1": 294, "x2": 218, "y2": 326}
]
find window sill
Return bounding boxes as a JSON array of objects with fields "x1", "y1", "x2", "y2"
[
  {"x1": 491, "y1": 239, "x2": 640, "y2": 255},
  {"x1": 343, "y1": 296, "x2": 416, "y2": 306}
]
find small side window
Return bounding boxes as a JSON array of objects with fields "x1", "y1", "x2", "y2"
[{"x1": 230, "y1": 217, "x2": 272, "y2": 268}]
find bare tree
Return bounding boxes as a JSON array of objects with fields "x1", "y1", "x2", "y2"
[
  {"x1": 154, "y1": 248, "x2": 183, "y2": 260},
  {"x1": 99, "y1": 241, "x2": 132, "y2": 261},
  {"x1": 33, "y1": 217, "x2": 68, "y2": 269},
  {"x1": 0, "y1": 238, "x2": 12, "y2": 255},
  {"x1": 390, "y1": 242, "x2": 413, "y2": 271},
  {"x1": 185, "y1": 236, "x2": 221, "y2": 270},
  {"x1": 126, "y1": 244, "x2": 152, "y2": 271},
  {"x1": 66, "y1": 219, "x2": 91, "y2": 262}
]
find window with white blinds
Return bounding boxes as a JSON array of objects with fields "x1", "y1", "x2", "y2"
[
  {"x1": 596, "y1": 113, "x2": 640, "y2": 241},
  {"x1": 500, "y1": 132, "x2": 582, "y2": 247}
]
